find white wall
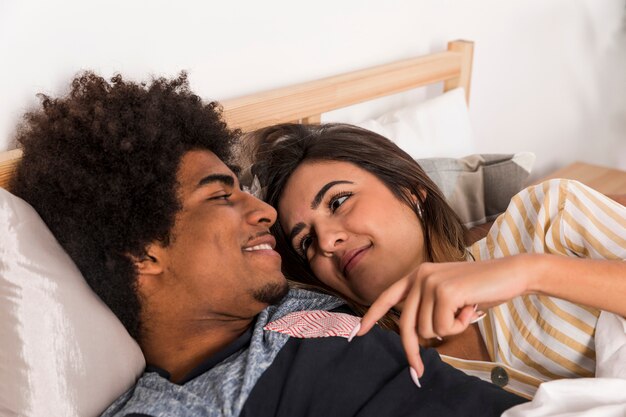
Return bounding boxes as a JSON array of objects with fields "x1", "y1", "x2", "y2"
[{"x1": 1, "y1": 0, "x2": 625, "y2": 178}]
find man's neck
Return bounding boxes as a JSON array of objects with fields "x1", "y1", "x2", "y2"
[{"x1": 140, "y1": 315, "x2": 255, "y2": 383}]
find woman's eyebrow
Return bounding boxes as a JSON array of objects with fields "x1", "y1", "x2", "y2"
[
  {"x1": 310, "y1": 180, "x2": 353, "y2": 209},
  {"x1": 288, "y1": 222, "x2": 306, "y2": 245}
]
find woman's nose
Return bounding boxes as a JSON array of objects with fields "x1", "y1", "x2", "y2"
[{"x1": 316, "y1": 223, "x2": 348, "y2": 255}]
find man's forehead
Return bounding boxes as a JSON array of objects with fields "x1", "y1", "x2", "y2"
[{"x1": 178, "y1": 150, "x2": 235, "y2": 186}]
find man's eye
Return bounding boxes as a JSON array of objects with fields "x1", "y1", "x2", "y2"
[
  {"x1": 329, "y1": 193, "x2": 351, "y2": 213},
  {"x1": 209, "y1": 193, "x2": 232, "y2": 201}
]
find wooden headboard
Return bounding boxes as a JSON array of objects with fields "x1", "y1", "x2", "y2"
[{"x1": 0, "y1": 40, "x2": 473, "y2": 191}]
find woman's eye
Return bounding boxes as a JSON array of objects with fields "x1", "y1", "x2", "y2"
[
  {"x1": 299, "y1": 235, "x2": 313, "y2": 256},
  {"x1": 330, "y1": 194, "x2": 350, "y2": 212}
]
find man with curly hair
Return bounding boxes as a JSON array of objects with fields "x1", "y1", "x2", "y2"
[{"x1": 11, "y1": 73, "x2": 524, "y2": 416}]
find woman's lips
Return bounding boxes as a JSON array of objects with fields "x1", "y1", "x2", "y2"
[{"x1": 341, "y1": 244, "x2": 372, "y2": 278}]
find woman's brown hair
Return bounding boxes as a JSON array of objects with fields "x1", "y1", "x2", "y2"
[{"x1": 247, "y1": 123, "x2": 468, "y2": 328}]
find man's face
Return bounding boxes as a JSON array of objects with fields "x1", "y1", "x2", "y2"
[{"x1": 144, "y1": 150, "x2": 288, "y2": 321}]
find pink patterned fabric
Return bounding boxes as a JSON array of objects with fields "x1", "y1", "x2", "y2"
[{"x1": 264, "y1": 310, "x2": 360, "y2": 339}]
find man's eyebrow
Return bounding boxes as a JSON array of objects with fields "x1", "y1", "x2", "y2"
[
  {"x1": 197, "y1": 174, "x2": 235, "y2": 188},
  {"x1": 311, "y1": 180, "x2": 354, "y2": 209},
  {"x1": 288, "y1": 222, "x2": 306, "y2": 246}
]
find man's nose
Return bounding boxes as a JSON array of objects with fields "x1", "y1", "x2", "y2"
[{"x1": 245, "y1": 192, "x2": 277, "y2": 226}]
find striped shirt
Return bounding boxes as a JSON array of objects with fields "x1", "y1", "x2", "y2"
[{"x1": 445, "y1": 179, "x2": 626, "y2": 398}]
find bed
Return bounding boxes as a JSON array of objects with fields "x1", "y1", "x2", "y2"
[
  {"x1": 2, "y1": 39, "x2": 623, "y2": 201},
  {"x1": 0, "y1": 40, "x2": 549, "y2": 228},
  {"x1": 0, "y1": 40, "x2": 474, "y2": 188},
  {"x1": 1, "y1": 40, "x2": 626, "y2": 417}
]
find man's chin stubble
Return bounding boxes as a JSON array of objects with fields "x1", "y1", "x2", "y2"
[{"x1": 252, "y1": 280, "x2": 290, "y2": 305}]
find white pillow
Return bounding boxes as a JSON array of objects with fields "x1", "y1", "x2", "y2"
[
  {"x1": 355, "y1": 87, "x2": 475, "y2": 159},
  {"x1": 0, "y1": 188, "x2": 145, "y2": 417}
]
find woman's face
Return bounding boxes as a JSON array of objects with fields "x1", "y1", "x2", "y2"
[{"x1": 278, "y1": 160, "x2": 427, "y2": 305}]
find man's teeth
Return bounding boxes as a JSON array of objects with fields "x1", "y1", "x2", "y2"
[{"x1": 244, "y1": 243, "x2": 273, "y2": 251}]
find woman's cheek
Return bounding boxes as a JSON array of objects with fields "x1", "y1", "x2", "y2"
[{"x1": 310, "y1": 261, "x2": 333, "y2": 286}]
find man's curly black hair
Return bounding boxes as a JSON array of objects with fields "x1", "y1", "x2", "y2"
[{"x1": 11, "y1": 71, "x2": 238, "y2": 341}]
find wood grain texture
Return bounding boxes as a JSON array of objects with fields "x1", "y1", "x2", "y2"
[
  {"x1": 222, "y1": 40, "x2": 472, "y2": 131},
  {"x1": 443, "y1": 40, "x2": 474, "y2": 104},
  {"x1": 538, "y1": 161, "x2": 626, "y2": 195},
  {"x1": 0, "y1": 149, "x2": 22, "y2": 191}
]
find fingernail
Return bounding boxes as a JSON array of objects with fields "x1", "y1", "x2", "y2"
[
  {"x1": 348, "y1": 322, "x2": 361, "y2": 342},
  {"x1": 470, "y1": 311, "x2": 486, "y2": 324},
  {"x1": 409, "y1": 367, "x2": 422, "y2": 388},
  {"x1": 473, "y1": 304, "x2": 478, "y2": 312}
]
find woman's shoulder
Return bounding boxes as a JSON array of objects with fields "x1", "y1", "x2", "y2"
[
  {"x1": 516, "y1": 178, "x2": 578, "y2": 201},
  {"x1": 468, "y1": 179, "x2": 590, "y2": 259},
  {"x1": 469, "y1": 178, "x2": 626, "y2": 260},
  {"x1": 516, "y1": 178, "x2": 626, "y2": 215}
]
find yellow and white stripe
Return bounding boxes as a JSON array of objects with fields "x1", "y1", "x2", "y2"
[
  {"x1": 452, "y1": 179, "x2": 626, "y2": 396},
  {"x1": 441, "y1": 355, "x2": 542, "y2": 399}
]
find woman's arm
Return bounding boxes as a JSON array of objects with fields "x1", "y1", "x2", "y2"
[
  {"x1": 355, "y1": 254, "x2": 626, "y2": 377},
  {"x1": 528, "y1": 254, "x2": 626, "y2": 315}
]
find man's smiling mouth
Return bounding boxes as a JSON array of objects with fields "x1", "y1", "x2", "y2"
[
  {"x1": 243, "y1": 234, "x2": 276, "y2": 252},
  {"x1": 244, "y1": 243, "x2": 273, "y2": 252}
]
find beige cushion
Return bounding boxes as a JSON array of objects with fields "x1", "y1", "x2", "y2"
[
  {"x1": 0, "y1": 188, "x2": 145, "y2": 417},
  {"x1": 417, "y1": 152, "x2": 535, "y2": 227}
]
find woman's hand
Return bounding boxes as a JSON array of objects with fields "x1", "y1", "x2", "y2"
[{"x1": 355, "y1": 254, "x2": 536, "y2": 377}]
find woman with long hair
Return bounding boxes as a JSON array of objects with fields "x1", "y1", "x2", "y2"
[{"x1": 248, "y1": 122, "x2": 626, "y2": 395}]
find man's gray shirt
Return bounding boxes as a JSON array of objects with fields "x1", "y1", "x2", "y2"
[{"x1": 101, "y1": 289, "x2": 525, "y2": 416}]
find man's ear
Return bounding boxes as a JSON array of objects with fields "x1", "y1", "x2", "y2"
[{"x1": 134, "y1": 244, "x2": 165, "y2": 278}]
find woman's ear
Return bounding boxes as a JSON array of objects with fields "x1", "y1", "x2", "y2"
[
  {"x1": 418, "y1": 187, "x2": 428, "y2": 201},
  {"x1": 409, "y1": 187, "x2": 428, "y2": 204},
  {"x1": 408, "y1": 188, "x2": 428, "y2": 221}
]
